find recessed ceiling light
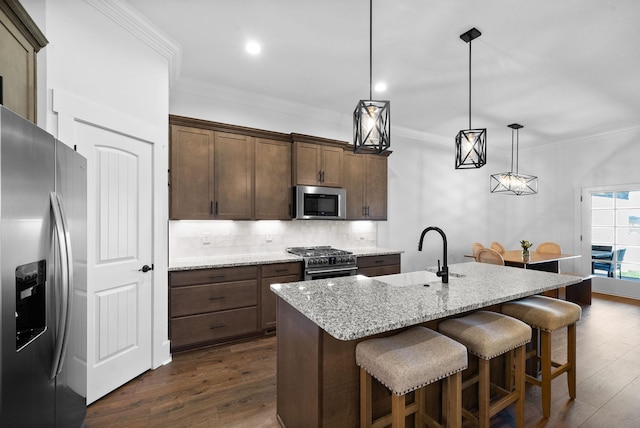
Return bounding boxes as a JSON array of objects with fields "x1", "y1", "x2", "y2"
[
  {"x1": 245, "y1": 41, "x2": 261, "y2": 55},
  {"x1": 374, "y1": 82, "x2": 387, "y2": 92}
]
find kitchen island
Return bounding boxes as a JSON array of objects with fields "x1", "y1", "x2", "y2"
[{"x1": 271, "y1": 262, "x2": 582, "y2": 427}]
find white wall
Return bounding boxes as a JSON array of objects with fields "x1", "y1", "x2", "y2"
[
  {"x1": 379, "y1": 135, "x2": 507, "y2": 272},
  {"x1": 43, "y1": 1, "x2": 168, "y2": 128},
  {"x1": 171, "y1": 82, "x2": 352, "y2": 141}
]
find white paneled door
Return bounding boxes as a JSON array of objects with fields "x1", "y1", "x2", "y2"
[{"x1": 77, "y1": 122, "x2": 153, "y2": 403}]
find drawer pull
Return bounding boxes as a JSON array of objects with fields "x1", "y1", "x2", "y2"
[
  {"x1": 209, "y1": 324, "x2": 226, "y2": 330},
  {"x1": 275, "y1": 269, "x2": 288, "y2": 273},
  {"x1": 209, "y1": 296, "x2": 226, "y2": 301},
  {"x1": 375, "y1": 260, "x2": 384, "y2": 264},
  {"x1": 209, "y1": 274, "x2": 225, "y2": 279}
]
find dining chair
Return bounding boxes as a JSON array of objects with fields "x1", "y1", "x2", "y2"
[
  {"x1": 471, "y1": 242, "x2": 484, "y2": 257},
  {"x1": 490, "y1": 241, "x2": 505, "y2": 253},
  {"x1": 593, "y1": 248, "x2": 626, "y2": 278},
  {"x1": 536, "y1": 242, "x2": 561, "y2": 254},
  {"x1": 476, "y1": 248, "x2": 505, "y2": 265}
]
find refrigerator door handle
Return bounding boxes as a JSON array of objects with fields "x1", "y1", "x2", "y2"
[{"x1": 49, "y1": 191, "x2": 74, "y2": 379}]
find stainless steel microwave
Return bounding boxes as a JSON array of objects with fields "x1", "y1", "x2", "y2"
[{"x1": 293, "y1": 185, "x2": 346, "y2": 220}]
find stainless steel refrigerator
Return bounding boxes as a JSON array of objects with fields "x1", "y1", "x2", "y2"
[{"x1": 0, "y1": 105, "x2": 87, "y2": 427}]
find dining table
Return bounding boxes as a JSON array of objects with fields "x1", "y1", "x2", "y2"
[{"x1": 500, "y1": 250, "x2": 580, "y2": 273}]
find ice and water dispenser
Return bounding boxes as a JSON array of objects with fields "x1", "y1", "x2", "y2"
[{"x1": 15, "y1": 260, "x2": 46, "y2": 351}]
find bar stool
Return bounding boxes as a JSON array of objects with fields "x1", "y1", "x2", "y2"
[
  {"x1": 502, "y1": 295, "x2": 581, "y2": 418},
  {"x1": 438, "y1": 311, "x2": 531, "y2": 428},
  {"x1": 356, "y1": 326, "x2": 468, "y2": 428}
]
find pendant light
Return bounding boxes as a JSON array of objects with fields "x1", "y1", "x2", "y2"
[
  {"x1": 455, "y1": 27, "x2": 486, "y2": 169},
  {"x1": 490, "y1": 124, "x2": 538, "y2": 195},
  {"x1": 353, "y1": 0, "x2": 390, "y2": 154}
]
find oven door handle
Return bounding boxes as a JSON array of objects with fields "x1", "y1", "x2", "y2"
[{"x1": 306, "y1": 266, "x2": 358, "y2": 275}]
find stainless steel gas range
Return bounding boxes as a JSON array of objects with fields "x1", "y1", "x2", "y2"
[{"x1": 287, "y1": 246, "x2": 357, "y2": 280}]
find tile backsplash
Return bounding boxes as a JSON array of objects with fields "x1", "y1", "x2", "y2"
[{"x1": 169, "y1": 220, "x2": 377, "y2": 259}]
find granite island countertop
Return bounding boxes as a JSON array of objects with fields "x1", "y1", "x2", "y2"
[
  {"x1": 270, "y1": 262, "x2": 582, "y2": 341},
  {"x1": 169, "y1": 246, "x2": 402, "y2": 271}
]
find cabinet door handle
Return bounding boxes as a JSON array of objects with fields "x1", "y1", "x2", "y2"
[
  {"x1": 210, "y1": 201, "x2": 213, "y2": 214},
  {"x1": 275, "y1": 268, "x2": 288, "y2": 273},
  {"x1": 322, "y1": 171, "x2": 325, "y2": 182},
  {"x1": 215, "y1": 201, "x2": 219, "y2": 215},
  {"x1": 209, "y1": 324, "x2": 226, "y2": 330},
  {"x1": 209, "y1": 274, "x2": 225, "y2": 279},
  {"x1": 362, "y1": 206, "x2": 366, "y2": 216},
  {"x1": 209, "y1": 296, "x2": 226, "y2": 301}
]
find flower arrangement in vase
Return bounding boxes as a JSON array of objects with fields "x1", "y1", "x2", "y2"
[{"x1": 520, "y1": 240, "x2": 533, "y2": 258}]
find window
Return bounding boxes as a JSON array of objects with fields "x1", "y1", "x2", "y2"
[{"x1": 590, "y1": 190, "x2": 640, "y2": 280}]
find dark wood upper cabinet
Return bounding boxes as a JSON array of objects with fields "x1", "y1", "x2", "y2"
[
  {"x1": 0, "y1": 0, "x2": 48, "y2": 123},
  {"x1": 168, "y1": 116, "x2": 390, "y2": 221},
  {"x1": 169, "y1": 116, "x2": 292, "y2": 220},
  {"x1": 214, "y1": 132, "x2": 254, "y2": 220},
  {"x1": 343, "y1": 152, "x2": 388, "y2": 220},
  {"x1": 292, "y1": 138, "x2": 343, "y2": 188},
  {"x1": 255, "y1": 138, "x2": 292, "y2": 220},
  {"x1": 169, "y1": 125, "x2": 214, "y2": 219}
]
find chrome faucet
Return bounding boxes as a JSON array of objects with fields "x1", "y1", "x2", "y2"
[{"x1": 418, "y1": 226, "x2": 449, "y2": 283}]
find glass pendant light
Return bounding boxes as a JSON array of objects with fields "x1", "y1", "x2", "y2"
[
  {"x1": 455, "y1": 27, "x2": 486, "y2": 169},
  {"x1": 490, "y1": 124, "x2": 538, "y2": 195},
  {"x1": 353, "y1": 0, "x2": 390, "y2": 154}
]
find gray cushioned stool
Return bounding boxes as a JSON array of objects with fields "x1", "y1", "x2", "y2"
[
  {"x1": 356, "y1": 326, "x2": 468, "y2": 428},
  {"x1": 438, "y1": 311, "x2": 531, "y2": 428},
  {"x1": 502, "y1": 295, "x2": 582, "y2": 418}
]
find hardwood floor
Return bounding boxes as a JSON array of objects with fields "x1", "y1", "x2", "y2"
[{"x1": 86, "y1": 295, "x2": 640, "y2": 427}]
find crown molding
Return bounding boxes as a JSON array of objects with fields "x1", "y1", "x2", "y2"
[
  {"x1": 86, "y1": 0, "x2": 181, "y2": 84},
  {"x1": 172, "y1": 77, "x2": 348, "y2": 125}
]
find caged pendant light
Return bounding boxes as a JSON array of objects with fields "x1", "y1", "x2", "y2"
[
  {"x1": 490, "y1": 124, "x2": 538, "y2": 195},
  {"x1": 353, "y1": 0, "x2": 390, "y2": 154},
  {"x1": 455, "y1": 27, "x2": 486, "y2": 169}
]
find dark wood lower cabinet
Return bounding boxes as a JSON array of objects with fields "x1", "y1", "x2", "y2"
[
  {"x1": 169, "y1": 265, "x2": 259, "y2": 352},
  {"x1": 260, "y1": 262, "x2": 302, "y2": 331},
  {"x1": 171, "y1": 307, "x2": 258, "y2": 349},
  {"x1": 169, "y1": 262, "x2": 302, "y2": 352}
]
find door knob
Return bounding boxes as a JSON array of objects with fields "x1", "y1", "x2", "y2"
[{"x1": 139, "y1": 264, "x2": 154, "y2": 273}]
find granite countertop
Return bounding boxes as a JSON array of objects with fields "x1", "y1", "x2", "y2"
[
  {"x1": 270, "y1": 262, "x2": 582, "y2": 341},
  {"x1": 169, "y1": 247, "x2": 403, "y2": 271}
]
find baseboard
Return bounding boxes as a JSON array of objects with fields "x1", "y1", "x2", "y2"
[{"x1": 592, "y1": 292, "x2": 640, "y2": 306}]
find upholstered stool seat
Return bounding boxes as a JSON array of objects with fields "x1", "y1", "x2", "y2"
[
  {"x1": 356, "y1": 326, "x2": 468, "y2": 428},
  {"x1": 502, "y1": 295, "x2": 581, "y2": 331},
  {"x1": 502, "y1": 295, "x2": 582, "y2": 418},
  {"x1": 438, "y1": 311, "x2": 531, "y2": 428}
]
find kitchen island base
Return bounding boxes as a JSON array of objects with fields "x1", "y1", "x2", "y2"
[{"x1": 276, "y1": 298, "x2": 449, "y2": 427}]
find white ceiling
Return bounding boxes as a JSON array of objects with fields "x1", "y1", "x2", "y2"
[{"x1": 124, "y1": 0, "x2": 640, "y2": 150}]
